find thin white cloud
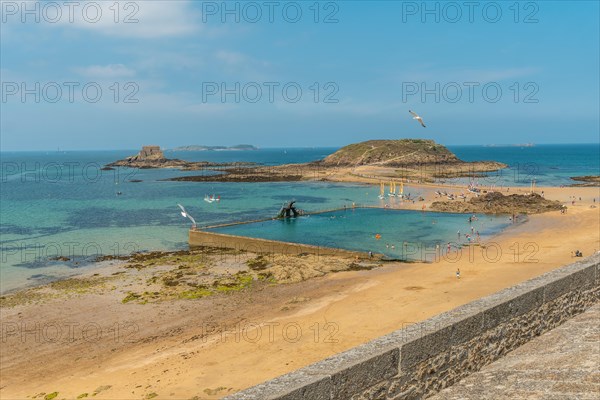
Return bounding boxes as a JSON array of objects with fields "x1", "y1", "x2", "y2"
[
  {"x1": 215, "y1": 50, "x2": 247, "y2": 66},
  {"x1": 51, "y1": 0, "x2": 200, "y2": 38},
  {"x1": 74, "y1": 64, "x2": 135, "y2": 78},
  {"x1": 212, "y1": 50, "x2": 272, "y2": 80},
  {"x1": 392, "y1": 66, "x2": 540, "y2": 83},
  {"x1": 183, "y1": 103, "x2": 238, "y2": 115},
  {"x1": 459, "y1": 67, "x2": 540, "y2": 82}
]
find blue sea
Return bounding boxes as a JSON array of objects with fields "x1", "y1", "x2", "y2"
[{"x1": 1, "y1": 144, "x2": 598, "y2": 293}]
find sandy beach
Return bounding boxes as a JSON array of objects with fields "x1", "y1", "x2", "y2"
[{"x1": 1, "y1": 184, "x2": 598, "y2": 400}]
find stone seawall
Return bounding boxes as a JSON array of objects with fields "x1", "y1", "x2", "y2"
[
  {"x1": 225, "y1": 254, "x2": 600, "y2": 400},
  {"x1": 189, "y1": 230, "x2": 379, "y2": 260}
]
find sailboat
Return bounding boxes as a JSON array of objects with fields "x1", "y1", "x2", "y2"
[
  {"x1": 388, "y1": 181, "x2": 396, "y2": 197},
  {"x1": 378, "y1": 182, "x2": 385, "y2": 200}
]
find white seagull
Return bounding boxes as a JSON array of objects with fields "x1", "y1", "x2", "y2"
[
  {"x1": 177, "y1": 204, "x2": 197, "y2": 228},
  {"x1": 409, "y1": 110, "x2": 426, "y2": 128}
]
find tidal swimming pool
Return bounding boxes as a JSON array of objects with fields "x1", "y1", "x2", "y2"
[{"x1": 206, "y1": 208, "x2": 517, "y2": 260}]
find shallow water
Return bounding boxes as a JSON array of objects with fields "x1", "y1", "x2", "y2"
[
  {"x1": 0, "y1": 144, "x2": 596, "y2": 293},
  {"x1": 207, "y1": 208, "x2": 513, "y2": 260}
]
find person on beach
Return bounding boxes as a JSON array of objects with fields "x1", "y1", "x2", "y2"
[
  {"x1": 447, "y1": 242, "x2": 451, "y2": 253},
  {"x1": 456, "y1": 269, "x2": 460, "y2": 279},
  {"x1": 457, "y1": 230, "x2": 460, "y2": 240}
]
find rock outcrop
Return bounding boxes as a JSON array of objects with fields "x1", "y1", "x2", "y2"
[
  {"x1": 570, "y1": 176, "x2": 600, "y2": 187},
  {"x1": 107, "y1": 146, "x2": 254, "y2": 170},
  {"x1": 431, "y1": 192, "x2": 564, "y2": 214}
]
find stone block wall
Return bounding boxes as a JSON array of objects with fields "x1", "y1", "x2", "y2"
[{"x1": 225, "y1": 254, "x2": 600, "y2": 400}]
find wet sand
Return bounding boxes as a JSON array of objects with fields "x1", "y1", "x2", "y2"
[{"x1": 1, "y1": 185, "x2": 598, "y2": 400}]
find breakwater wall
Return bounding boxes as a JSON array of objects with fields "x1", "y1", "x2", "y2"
[
  {"x1": 190, "y1": 205, "x2": 388, "y2": 260},
  {"x1": 225, "y1": 254, "x2": 600, "y2": 400},
  {"x1": 189, "y1": 229, "x2": 378, "y2": 260}
]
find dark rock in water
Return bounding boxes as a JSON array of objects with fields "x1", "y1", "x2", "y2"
[
  {"x1": 129, "y1": 179, "x2": 143, "y2": 183},
  {"x1": 570, "y1": 175, "x2": 600, "y2": 187},
  {"x1": 101, "y1": 166, "x2": 115, "y2": 171},
  {"x1": 50, "y1": 256, "x2": 70, "y2": 262}
]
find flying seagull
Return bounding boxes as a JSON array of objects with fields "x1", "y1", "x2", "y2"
[
  {"x1": 409, "y1": 110, "x2": 426, "y2": 128},
  {"x1": 177, "y1": 204, "x2": 197, "y2": 228}
]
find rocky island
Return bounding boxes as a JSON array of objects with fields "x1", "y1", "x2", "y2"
[
  {"x1": 106, "y1": 146, "x2": 254, "y2": 170},
  {"x1": 165, "y1": 139, "x2": 508, "y2": 183}
]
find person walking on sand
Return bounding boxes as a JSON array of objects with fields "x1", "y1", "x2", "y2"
[
  {"x1": 456, "y1": 268, "x2": 460, "y2": 279},
  {"x1": 447, "y1": 242, "x2": 451, "y2": 253}
]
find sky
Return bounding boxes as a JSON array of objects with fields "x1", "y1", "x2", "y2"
[{"x1": 0, "y1": 0, "x2": 599, "y2": 150}]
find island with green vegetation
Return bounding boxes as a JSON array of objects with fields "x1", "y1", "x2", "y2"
[{"x1": 166, "y1": 139, "x2": 508, "y2": 183}]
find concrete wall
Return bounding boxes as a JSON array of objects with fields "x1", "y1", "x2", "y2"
[
  {"x1": 225, "y1": 254, "x2": 600, "y2": 400},
  {"x1": 189, "y1": 229, "x2": 378, "y2": 260}
]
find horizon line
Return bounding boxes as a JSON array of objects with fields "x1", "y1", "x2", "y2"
[{"x1": 1, "y1": 142, "x2": 599, "y2": 152}]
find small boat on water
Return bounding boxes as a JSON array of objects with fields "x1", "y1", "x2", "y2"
[
  {"x1": 378, "y1": 182, "x2": 385, "y2": 200},
  {"x1": 204, "y1": 194, "x2": 220, "y2": 203},
  {"x1": 388, "y1": 181, "x2": 396, "y2": 197},
  {"x1": 397, "y1": 181, "x2": 405, "y2": 199}
]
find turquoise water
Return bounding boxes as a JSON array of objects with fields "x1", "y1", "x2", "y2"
[
  {"x1": 448, "y1": 144, "x2": 600, "y2": 187},
  {"x1": 207, "y1": 208, "x2": 513, "y2": 260},
  {"x1": 0, "y1": 144, "x2": 597, "y2": 292}
]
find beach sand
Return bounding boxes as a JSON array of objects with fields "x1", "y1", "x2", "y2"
[{"x1": 1, "y1": 185, "x2": 598, "y2": 400}]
